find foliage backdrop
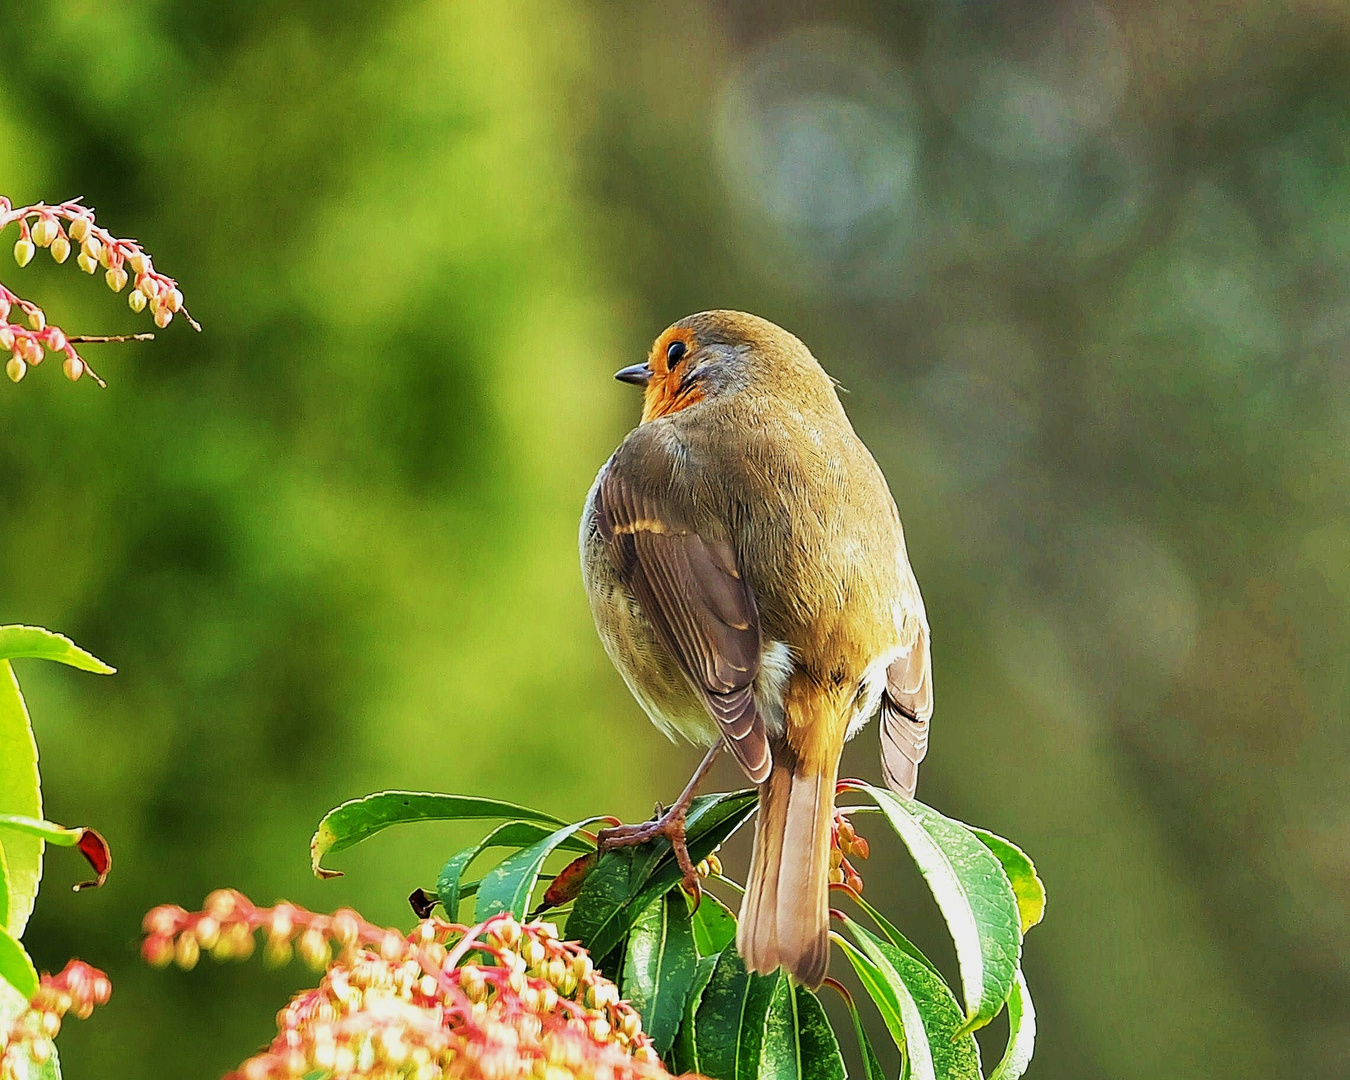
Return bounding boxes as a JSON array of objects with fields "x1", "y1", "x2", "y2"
[{"x1": 2, "y1": 1, "x2": 1349, "y2": 1077}]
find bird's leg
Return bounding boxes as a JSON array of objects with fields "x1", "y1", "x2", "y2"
[{"x1": 597, "y1": 743, "x2": 722, "y2": 898}]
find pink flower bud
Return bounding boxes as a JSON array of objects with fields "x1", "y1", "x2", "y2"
[
  {"x1": 166, "y1": 287, "x2": 184, "y2": 312},
  {"x1": 155, "y1": 307, "x2": 173, "y2": 328},
  {"x1": 0, "y1": 328, "x2": 13, "y2": 351},
  {"x1": 45, "y1": 328, "x2": 66, "y2": 352}
]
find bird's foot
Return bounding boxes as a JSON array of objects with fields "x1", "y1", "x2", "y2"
[{"x1": 597, "y1": 806, "x2": 701, "y2": 904}]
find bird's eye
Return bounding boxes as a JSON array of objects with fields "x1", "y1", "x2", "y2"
[{"x1": 666, "y1": 340, "x2": 687, "y2": 367}]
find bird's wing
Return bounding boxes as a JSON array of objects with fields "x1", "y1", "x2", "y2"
[
  {"x1": 597, "y1": 466, "x2": 771, "y2": 783},
  {"x1": 880, "y1": 612, "x2": 932, "y2": 800}
]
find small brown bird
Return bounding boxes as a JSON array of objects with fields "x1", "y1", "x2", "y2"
[{"x1": 580, "y1": 311, "x2": 932, "y2": 988}]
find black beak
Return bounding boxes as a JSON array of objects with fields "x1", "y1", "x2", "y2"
[{"x1": 614, "y1": 363, "x2": 652, "y2": 387}]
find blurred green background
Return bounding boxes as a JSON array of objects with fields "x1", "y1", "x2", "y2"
[{"x1": 2, "y1": 0, "x2": 1349, "y2": 1076}]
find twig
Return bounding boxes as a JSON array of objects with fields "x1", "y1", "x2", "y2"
[{"x1": 66, "y1": 333, "x2": 155, "y2": 344}]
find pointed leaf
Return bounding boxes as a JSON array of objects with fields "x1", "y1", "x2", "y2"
[
  {"x1": 437, "y1": 821, "x2": 590, "y2": 919},
  {"x1": 566, "y1": 790, "x2": 756, "y2": 960},
  {"x1": 0, "y1": 662, "x2": 42, "y2": 938},
  {"x1": 859, "y1": 785, "x2": 1020, "y2": 1032},
  {"x1": 691, "y1": 948, "x2": 780, "y2": 1080},
  {"x1": 988, "y1": 970, "x2": 1036, "y2": 1080},
  {"x1": 0, "y1": 841, "x2": 9, "y2": 929},
  {"x1": 0, "y1": 924, "x2": 38, "y2": 999},
  {"x1": 622, "y1": 890, "x2": 698, "y2": 1054},
  {"x1": 970, "y1": 828, "x2": 1046, "y2": 936},
  {"x1": 761, "y1": 979, "x2": 846, "y2": 1080},
  {"x1": 689, "y1": 892, "x2": 737, "y2": 957},
  {"x1": 475, "y1": 818, "x2": 605, "y2": 921},
  {"x1": 833, "y1": 935, "x2": 907, "y2": 1053},
  {"x1": 311, "y1": 792, "x2": 567, "y2": 878},
  {"x1": 671, "y1": 953, "x2": 719, "y2": 1076},
  {"x1": 839, "y1": 917, "x2": 980, "y2": 1080},
  {"x1": 0, "y1": 817, "x2": 110, "y2": 891},
  {"x1": 825, "y1": 978, "x2": 886, "y2": 1080},
  {"x1": 0, "y1": 626, "x2": 114, "y2": 674}
]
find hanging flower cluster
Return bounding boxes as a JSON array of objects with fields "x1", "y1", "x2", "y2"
[
  {"x1": 0, "y1": 960, "x2": 112, "y2": 1080},
  {"x1": 142, "y1": 891, "x2": 680, "y2": 1080},
  {"x1": 830, "y1": 809, "x2": 869, "y2": 894},
  {"x1": 0, "y1": 196, "x2": 197, "y2": 387}
]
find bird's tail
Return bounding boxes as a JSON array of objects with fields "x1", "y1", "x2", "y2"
[{"x1": 736, "y1": 757, "x2": 837, "y2": 988}]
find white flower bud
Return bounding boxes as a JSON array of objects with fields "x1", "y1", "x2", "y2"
[
  {"x1": 69, "y1": 216, "x2": 90, "y2": 243},
  {"x1": 63, "y1": 356, "x2": 84, "y2": 382},
  {"x1": 6, "y1": 355, "x2": 26, "y2": 382},
  {"x1": 106, "y1": 266, "x2": 128, "y2": 292},
  {"x1": 50, "y1": 235, "x2": 71, "y2": 263},
  {"x1": 129, "y1": 289, "x2": 148, "y2": 313},
  {"x1": 77, "y1": 252, "x2": 98, "y2": 274},
  {"x1": 13, "y1": 239, "x2": 34, "y2": 267},
  {"x1": 31, "y1": 218, "x2": 57, "y2": 247}
]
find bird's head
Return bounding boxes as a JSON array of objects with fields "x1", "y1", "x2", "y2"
[{"x1": 615, "y1": 310, "x2": 837, "y2": 423}]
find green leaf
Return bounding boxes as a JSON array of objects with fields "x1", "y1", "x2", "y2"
[
  {"x1": 310, "y1": 792, "x2": 567, "y2": 878},
  {"x1": 0, "y1": 661, "x2": 42, "y2": 938},
  {"x1": 474, "y1": 818, "x2": 604, "y2": 921},
  {"x1": 0, "y1": 841, "x2": 9, "y2": 929},
  {"x1": 691, "y1": 948, "x2": 780, "y2": 1080},
  {"x1": 988, "y1": 970, "x2": 1036, "y2": 1080},
  {"x1": 689, "y1": 892, "x2": 737, "y2": 957},
  {"x1": 760, "y1": 979, "x2": 847, "y2": 1080},
  {"x1": 0, "y1": 626, "x2": 115, "y2": 674},
  {"x1": 566, "y1": 790, "x2": 756, "y2": 960},
  {"x1": 825, "y1": 978, "x2": 887, "y2": 1080},
  {"x1": 670, "y1": 953, "x2": 719, "y2": 1076},
  {"x1": 833, "y1": 935, "x2": 907, "y2": 1053},
  {"x1": 860, "y1": 786, "x2": 1020, "y2": 1032},
  {"x1": 0, "y1": 923, "x2": 38, "y2": 998},
  {"x1": 622, "y1": 890, "x2": 698, "y2": 1055},
  {"x1": 970, "y1": 828, "x2": 1046, "y2": 936},
  {"x1": 838, "y1": 917, "x2": 981, "y2": 1080},
  {"x1": 0, "y1": 817, "x2": 110, "y2": 892},
  {"x1": 437, "y1": 821, "x2": 591, "y2": 919}
]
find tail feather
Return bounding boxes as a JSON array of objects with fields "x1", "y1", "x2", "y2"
[{"x1": 737, "y1": 761, "x2": 837, "y2": 988}]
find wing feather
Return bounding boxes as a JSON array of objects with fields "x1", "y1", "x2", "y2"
[
  {"x1": 597, "y1": 466, "x2": 772, "y2": 782},
  {"x1": 880, "y1": 617, "x2": 933, "y2": 799}
]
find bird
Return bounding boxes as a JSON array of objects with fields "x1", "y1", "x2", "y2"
[{"x1": 579, "y1": 310, "x2": 932, "y2": 988}]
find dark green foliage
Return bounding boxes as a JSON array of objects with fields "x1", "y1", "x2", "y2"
[{"x1": 314, "y1": 782, "x2": 1043, "y2": 1079}]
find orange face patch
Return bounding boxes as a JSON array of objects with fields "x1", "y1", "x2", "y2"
[{"x1": 641, "y1": 327, "x2": 703, "y2": 422}]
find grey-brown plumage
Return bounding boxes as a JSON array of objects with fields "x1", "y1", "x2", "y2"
[{"x1": 581, "y1": 310, "x2": 931, "y2": 987}]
